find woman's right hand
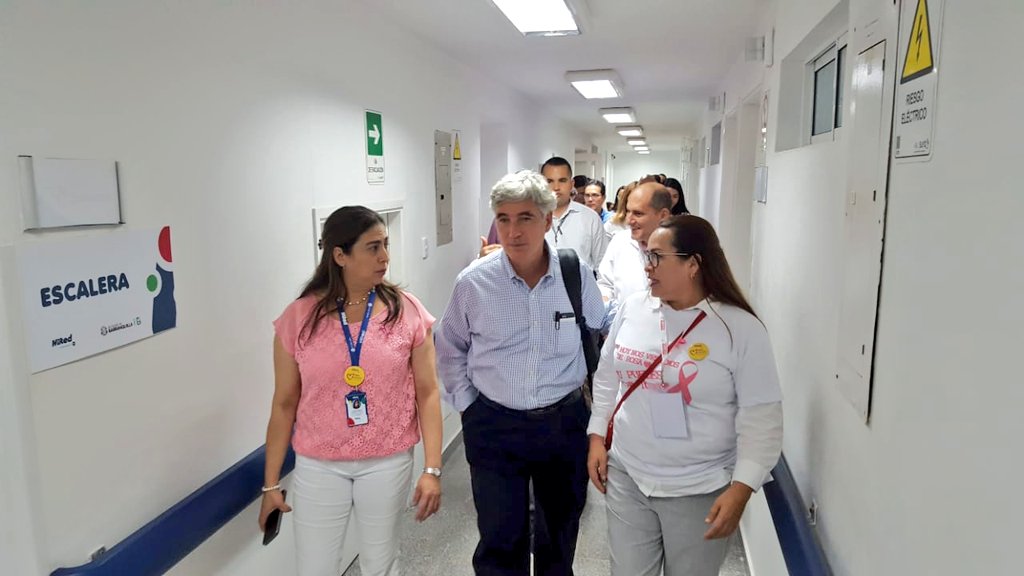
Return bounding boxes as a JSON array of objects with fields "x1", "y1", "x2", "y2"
[
  {"x1": 587, "y1": 435, "x2": 608, "y2": 494},
  {"x1": 258, "y1": 490, "x2": 292, "y2": 532}
]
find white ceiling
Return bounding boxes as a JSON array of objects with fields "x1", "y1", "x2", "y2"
[{"x1": 357, "y1": 0, "x2": 764, "y2": 152}]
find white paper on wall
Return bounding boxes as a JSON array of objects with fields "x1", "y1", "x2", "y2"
[{"x1": 18, "y1": 156, "x2": 122, "y2": 230}]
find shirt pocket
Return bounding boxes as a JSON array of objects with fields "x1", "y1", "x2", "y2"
[{"x1": 549, "y1": 312, "x2": 582, "y2": 360}]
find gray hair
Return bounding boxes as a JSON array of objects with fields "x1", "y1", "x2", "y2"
[{"x1": 490, "y1": 170, "x2": 557, "y2": 215}]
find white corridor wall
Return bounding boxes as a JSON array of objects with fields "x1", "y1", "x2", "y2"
[
  {"x1": 707, "y1": 0, "x2": 1024, "y2": 575},
  {"x1": 0, "y1": 1, "x2": 586, "y2": 574},
  {"x1": 608, "y1": 151, "x2": 684, "y2": 197}
]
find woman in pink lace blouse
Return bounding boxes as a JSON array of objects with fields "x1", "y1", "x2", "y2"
[{"x1": 259, "y1": 206, "x2": 443, "y2": 576}]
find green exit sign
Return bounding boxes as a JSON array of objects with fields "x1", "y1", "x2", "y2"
[
  {"x1": 365, "y1": 110, "x2": 385, "y2": 184},
  {"x1": 366, "y1": 111, "x2": 383, "y2": 157}
]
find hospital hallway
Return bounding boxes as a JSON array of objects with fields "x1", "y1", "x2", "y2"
[
  {"x1": 2, "y1": 1, "x2": 1023, "y2": 576},
  {"x1": 340, "y1": 440, "x2": 750, "y2": 576}
]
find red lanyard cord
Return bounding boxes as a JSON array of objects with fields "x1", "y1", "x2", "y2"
[{"x1": 604, "y1": 310, "x2": 706, "y2": 451}]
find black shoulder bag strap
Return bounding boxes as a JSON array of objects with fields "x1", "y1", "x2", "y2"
[{"x1": 557, "y1": 249, "x2": 600, "y2": 382}]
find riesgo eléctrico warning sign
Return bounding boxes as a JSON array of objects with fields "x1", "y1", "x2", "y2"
[{"x1": 895, "y1": 0, "x2": 943, "y2": 160}]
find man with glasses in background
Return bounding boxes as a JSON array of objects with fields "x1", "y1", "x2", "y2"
[{"x1": 582, "y1": 180, "x2": 612, "y2": 224}]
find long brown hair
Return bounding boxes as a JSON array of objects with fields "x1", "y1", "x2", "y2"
[
  {"x1": 659, "y1": 215, "x2": 758, "y2": 319},
  {"x1": 610, "y1": 181, "x2": 638, "y2": 225},
  {"x1": 299, "y1": 206, "x2": 403, "y2": 343}
]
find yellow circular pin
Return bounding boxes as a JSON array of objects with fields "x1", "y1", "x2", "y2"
[
  {"x1": 344, "y1": 366, "x2": 366, "y2": 387},
  {"x1": 688, "y1": 343, "x2": 709, "y2": 361}
]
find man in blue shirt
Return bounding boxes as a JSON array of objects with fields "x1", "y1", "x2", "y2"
[
  {"x1": 582, "y1": 179, "x2": 611, "y2": 223},
  {"x1": 437, "y1": 170, "x2": 606, "y2": 576}
]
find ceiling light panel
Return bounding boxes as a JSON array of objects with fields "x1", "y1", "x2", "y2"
[
  {"x1": 600, "y1": 107, "x2": 636, "y2": 124},
  {"x1": 627, "y1": 139, "x2": 646, "y2": 146},
  {"x1": 571, "y1": 81, "x2": 618, "y2": 99},
  {"x1": 634, "y1": 146, "x2": 650, "y2": 152},
  {"x1": 565, "y1": 69, "x2": 623, "y2": 99},
  {"x1": 492, "y1": 0, "x2": 580, "y2": 36},
  {"x1": 616, "y1": 126, "x2": 643, "y2": 137},
  {"x1": 638, "y1": 150, "x2": 651, "y2": 155}
]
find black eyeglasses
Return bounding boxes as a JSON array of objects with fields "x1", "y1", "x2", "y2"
[{"x1": 642, "y1": 251, "x2": 691, "y2": 269}]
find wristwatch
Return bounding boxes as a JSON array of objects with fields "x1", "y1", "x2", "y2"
[{"x1": 423, "y1": 467, "x2": 442, "y2": 478}]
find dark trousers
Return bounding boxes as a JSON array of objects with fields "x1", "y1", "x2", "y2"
[{"x1": 462, "y1": 389, "x2": 590, "y2": 576}]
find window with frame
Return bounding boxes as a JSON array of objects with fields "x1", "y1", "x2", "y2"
[{"x1": 810, "y1": 34, "x2": 847, "y2": 143}]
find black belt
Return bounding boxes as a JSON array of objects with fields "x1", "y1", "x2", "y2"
[{"x1": 476, "y1": 388, "x2": 583, "y2": 418}]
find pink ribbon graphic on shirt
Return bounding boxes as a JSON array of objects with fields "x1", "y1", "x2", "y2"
[{"x1": 663, "y1": 360, "x2": 699, "y2": 404}]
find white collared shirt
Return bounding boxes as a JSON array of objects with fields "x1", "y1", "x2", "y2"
[
  {"x1": 597, "y1": 230, "x2": 649, "y2": 309},
  {"x1": 545, "y1": 203, "x2": 609, "y2": 270},
  {"x1": 587, "y1": 293, "x2": 784, "y2": 497},
  {"x1": 604, "y1": 218, "x2": 628, "y2": 237}
]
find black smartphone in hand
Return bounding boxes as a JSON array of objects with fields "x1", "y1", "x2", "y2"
[{"x1": 262, "y1": 489, "x2": 287, "y2": 546}]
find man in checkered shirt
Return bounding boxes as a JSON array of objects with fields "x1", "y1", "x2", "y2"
[{"x1": 437, "y1": 170, "x2": 606, "y2": 576}]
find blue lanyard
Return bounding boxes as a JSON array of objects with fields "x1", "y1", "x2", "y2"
[{"x1": 338, "y1": 291, "x2": 376, "y2": 367}]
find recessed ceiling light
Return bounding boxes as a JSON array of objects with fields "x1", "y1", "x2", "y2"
[
  {"x1": 634, "y1": 146, "x2": 650, "y2": 152},
  {"x1": 599, "y1": 107, "x2": 636, "y2": 124},
  {"x1": 638, "y1": 150, "x2": 651, "y2": 155},
  {"x1": 565, "y1": 69, "x2": 623, "y2": 99},
  {"x1": 571, "y1": 81, "x2": 619, "y2": 98},
  {"x1": 626, "y1": 139, "x2": 646, "y2": 146},
  {"x1": 616, "y1": 126, "x2": 643, "y2": 137},
  {"x1": 492, "y1": 0, "x2": 580, "y2": 36}
]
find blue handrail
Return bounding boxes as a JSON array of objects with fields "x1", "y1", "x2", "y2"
[
  {"x1": 763, "y1": 454, "x2": 832, "y2": 576},
  {"x1": 51, "y1": 445, "x2": 295, "y2": 576}
]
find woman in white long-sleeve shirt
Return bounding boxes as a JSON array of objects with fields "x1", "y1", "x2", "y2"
[{"x1": 587, "y1": 214, "x2": 783, "y2": 576}]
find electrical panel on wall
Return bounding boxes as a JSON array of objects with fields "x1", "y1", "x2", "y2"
[
  {"x1": 709, "y1": 123, "x2": 722, "y2": 166},
  {"x1": 835, "y1": 26, "x2": 897, "y2": 422},
  {"x1": 434, "y1": 130, "x2": 453, "y2": 246}
]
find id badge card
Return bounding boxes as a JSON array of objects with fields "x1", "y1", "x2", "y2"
[
  {"x1": 345, "y1": 390, "x2": 369, "y2": 427},
  {"x1": 649, "y1": 391, "x2": 690, "y2": 439}
]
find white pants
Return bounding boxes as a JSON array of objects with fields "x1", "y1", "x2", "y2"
[
  {"x1": 605, "y1": 462, "x2": 731, "y2": 576},
  {"x1": 293, "y1": 450, "x2": 413, "y2": 576}
]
